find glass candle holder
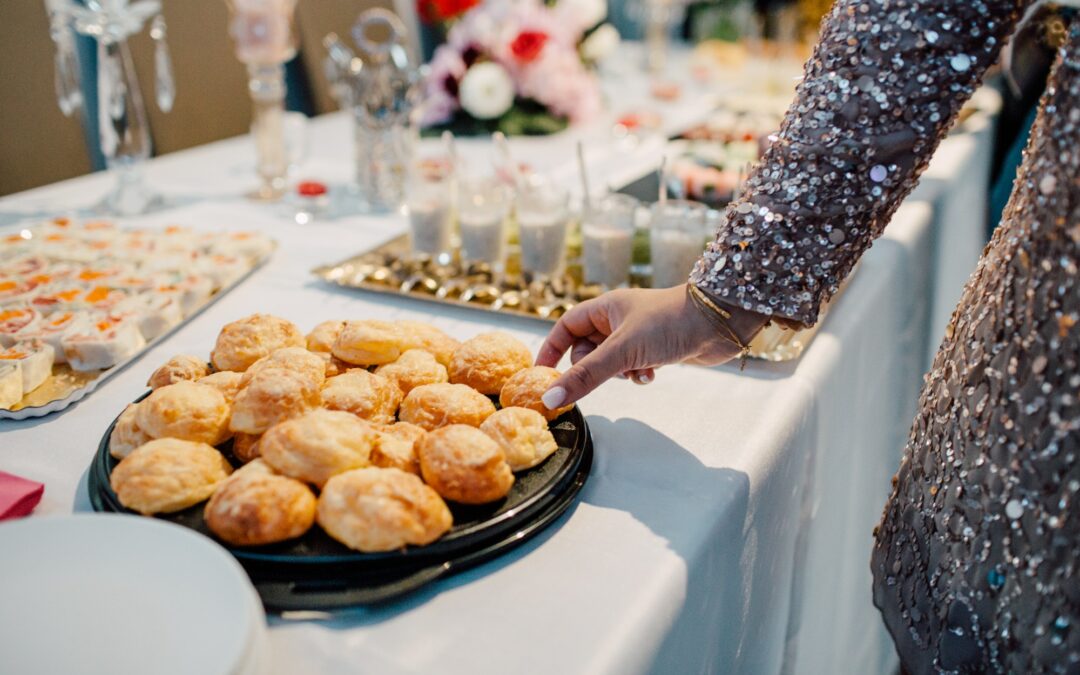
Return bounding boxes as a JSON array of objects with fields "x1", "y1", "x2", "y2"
[
  {"x1": 583, "y1": 194, "x2": 640, "y2": 289},
  {"x1": 457, "y1": 176, "x2": 511, "y2": 272},
  {"x1": 516, "y1": 176, "x2": 570, "y2": 280},
  {"x1": 650, "y1": 199, "x2": 709, "y2": 288},
  {"x1": 226, "y1": 0, "x2": 298, "y2": 202},
  {"x1": 405, "y1": 158, "x2": 454, "y2": 264}
]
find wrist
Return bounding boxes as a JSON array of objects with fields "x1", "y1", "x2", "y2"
[{"x1": 687, "y1": 284, "x2": 769, "y2": 346}]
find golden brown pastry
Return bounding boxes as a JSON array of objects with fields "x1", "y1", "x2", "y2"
[
  {"x1": 316, "y1": 467, "x2": 452, "y2": 552},
  {"x1": 479, "y1": 407, "x2": 559, "y2": 471},
  {"x1": 398, "y1": 321, "x2": 460, "y2": 367},
  {"x1": 418, "y1": 425, "x2": 514, "y2": 504},
  {"x1": 398, "y1": 383, "x2": 496, "y2": 431},
  {"x1": 232, "y1": 432, "x2": 262, "y2": 464},
  {"x1": 375, "y1": 349, "x2": 448, "y2": 395},
  {"x1": 321, "y1": 369, "x2": 403, "y2": 424},
  {"x1": 147, "y1": 355, "x2": 210, "y2": 390},
  {"x1": 204, "y1": 459, "x2": 316, "y2": 546},
  {"x1": 313, "y1": 351, "x2": 349, "y2": 378},
  {"x1": 259, "y1": 408, "x2": 376, "y2": 487},
  {"x1": 331, "y1": 320, "x2": 412, "y2": 366},
  {"x1": 229, "y1": 368, "x2": 321, "y2": 435},
  {"x1": 210, "y1": 314, "x2": 305, "y2": 372},
  {"x1": 109, "y1": 402, "x2": 152, "y2": 459},
  {"x1": 110, "y1": 438, "x2": 233, "y2": 515},
  {"x1": 135, "y1": 381, "x2": 232, "y2": 446},
  {"x1": 369, "y1": 422, "x2": 427, "y2": 476},
  {"x1": 448, "y1": 332, "x2": 532, "y2": 394},
  {"x1": 500, "y1": 366, "x2": 573, "y2": 421},
  {"x1": 305, "y1": 320, "x2": 344, "y2": 353},
  {"x1": 239, "y1": 347, "x2": 326, "y2": 388},
  {"x1": 196, "y1": 370, "x2": 244, "y2": 404}
]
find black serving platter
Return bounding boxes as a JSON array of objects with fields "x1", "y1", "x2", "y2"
[{"x1": 88, "y1": 393, "x2": 592, "y2": 612}]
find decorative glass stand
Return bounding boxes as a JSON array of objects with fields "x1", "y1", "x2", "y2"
[
  {"x1": 226, "y1": 0, "x2": 299, "y2": 202},
  {"x1": 47, "y1": 0, "x2": 175, "y2": 216}
]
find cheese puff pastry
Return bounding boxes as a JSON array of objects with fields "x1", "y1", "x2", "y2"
[
  {"x1": 229, "y1": 368, "x2": 321, "y2": 435},
  {"x1": 259, "y1": 408, "x2": 376, "y2": 487},
  {"x1": 331, "y1": 320, "x2": 412, "y2": 366},
  {"x1": 374, "y1": 349, "x2": 448, "y2": 395},
  {"x1": 418, "y1": 424, "x2": 514, "y2": 504},
  {"x1": 240, "y1": 347, "x2": 326, "y2": 388},
  {"x1": 500, "y1": 366, "x2": 573, "y2": 421},
  {"x1": 397, "y1": 321, "x2": 460, "y2": 367},
  {"x1": 147, "y1": 355, "x2": 209, "y2": 390},
  {"x1": 196, "y1": 370, "x2": 244, "y2": 404},
  {"x1": 305, "y1": 320, "x2": 344, "y2": 353},
  {"x1": 231, "y1": 432, "x2": 263, "y2": 464},
  {"x1": 317, "y1": 467, "x2": 452, "y2": 552},
  {"x1": 321, "y1": 369, "x2": 403, "y2": 424},
  {"x1": 109, "y1": 402, "x2": 152, "y2": 459},
  {"x1": 480, "y1": 407, "x2": 559, "y2": 471},
  {"x1": 204, "y1": 459, "x2": 316, "y2": 546},
  {"x1": 135, "y1": 381, "x2": 232, "y2": 446},
  {"x1": 448, "y1": 332, "x2": 532, "y2": 394},
  {"x1": 398, "y1": 383, "x2": 496, "y2": 431},
  {"x1": 210, "y1": 314, "x2": 304, "y2": 372},
  {"x1": 368, "y1": 422, "x2": 427, "y2": 476},
  {"x1": 110, "y1": 438, "x2": 233, "y2": 515}
]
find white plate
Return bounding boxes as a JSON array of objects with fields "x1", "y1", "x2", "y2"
[{"x1": 0, "y1": 514, "x2": 265, "y2": 675}]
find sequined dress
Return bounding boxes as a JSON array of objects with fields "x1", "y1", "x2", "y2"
[{"x1": 689, "y1": 1, "x2": 1079, "y2": 672}]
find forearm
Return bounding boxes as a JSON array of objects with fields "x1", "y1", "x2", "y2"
[{"x1": 691, "y1": 0, "x2": 1031, "y2": 327}]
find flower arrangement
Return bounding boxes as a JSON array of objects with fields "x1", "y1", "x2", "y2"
[{"x1": 419, "y1": 0, "x2": 619, "y2": 136}]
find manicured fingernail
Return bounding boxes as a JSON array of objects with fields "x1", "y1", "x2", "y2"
[
  {"x1": 541, "y1": 386, "x2": 567, "y2": 410},
  {"x1": 639, "y1": 372, "x2": 653, "y2": 384}
]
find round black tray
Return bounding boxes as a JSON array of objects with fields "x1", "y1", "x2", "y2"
[{"x1": 88, "y1": 393, "x2": 592, "y2": 612}]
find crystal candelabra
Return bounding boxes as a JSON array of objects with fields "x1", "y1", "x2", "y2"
[
  {"x1": 635, "y1": 0, "x2": 688, "y2": 74},
  {"x1": 226, "y1": 0, "x2": 298, "y2": 202},
  {"x1": 323, "y1": 9, "x2": 420, "y2": 213},
  {"x1": 47, "y1": 0, "x2": 175, "y2": 216}
]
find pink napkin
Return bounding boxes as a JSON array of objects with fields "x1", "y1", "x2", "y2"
[{"x1": 0, "y1": 471, "x2": 44, "y2": 520}]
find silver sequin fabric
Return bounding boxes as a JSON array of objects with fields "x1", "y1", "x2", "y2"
[
  {"x1": 689, "y1": 0, "x2": 1080, "y2": 672},
  {"x1": 871, "y1": 23, "x2": 1080, "y2": 675},
  {"x1": 691, "y1": 0, "x2": 1029, "y2": 326}
]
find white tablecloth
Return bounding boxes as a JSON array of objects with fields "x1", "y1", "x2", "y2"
[{"x1": 0, "y1": 65, "x2": 991, "y2": 674}]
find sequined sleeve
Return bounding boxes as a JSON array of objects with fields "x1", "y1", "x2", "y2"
[{"x1": 689, "y1": 0, "x2": 1031, "y2": 327}]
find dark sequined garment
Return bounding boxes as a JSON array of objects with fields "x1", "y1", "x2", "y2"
[{"x1": 690, "y1": 1, "x2": 1080, "y2": 673}]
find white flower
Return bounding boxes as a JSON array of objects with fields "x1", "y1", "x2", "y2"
[
  {"x1": 459, "y1": 62, "x2": 515, "y2": 120},
  {"x1": 581, "y1": 23, "x2": 620, "y2": 62},
  {"x1": 556, "y1": 0, "x2": 607, "y2": 33}
]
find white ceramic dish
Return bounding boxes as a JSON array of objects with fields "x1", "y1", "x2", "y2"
[{"x1": 0, "y1": 514, "x2": 265, "y2": 675}]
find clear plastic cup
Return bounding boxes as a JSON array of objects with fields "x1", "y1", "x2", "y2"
[
  {"x1": 457, "y1": 175, "x2": 511, "y2": 271},
  {"x1": 582, "y1": 193, "x2": 639, "y2": 289},
  {"x1": 405, "y1": 159, "x2": 454, "y2": 262},
  {"x1": 516, "y1": 175, "x2": 570, "y2": 279},
  {"x1": 649, "y1": 199, "x2": 709, "y2": 288}
]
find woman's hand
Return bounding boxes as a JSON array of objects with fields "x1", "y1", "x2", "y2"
[{"x1": 535, "y1": 284, "x2": 770, "y2": 410}]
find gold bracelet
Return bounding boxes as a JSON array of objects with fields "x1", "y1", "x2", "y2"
[{"x1": 687, "y1": 284, "x2": 752, "y2": 370}]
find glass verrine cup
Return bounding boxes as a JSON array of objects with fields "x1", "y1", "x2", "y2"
[
  {"x1": 582, "y1": 194, "x2": 640, "y2": 289},
  {"x1": 405, "y1": 158, "x2": 454, "y2": 263},
  {"x1": 457, "y1": 175, "x2": 511, "y2": 272},
  {"x1": 516, "y1": 175, "x2": 570, "y2": 280},
  {"x1": 649, "y1": 199, "x2": 709, "y2": 288}
]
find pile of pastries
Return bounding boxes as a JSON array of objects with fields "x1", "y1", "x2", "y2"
[
  {"x1": 107, "y1": 313, "x2": 573, "y2": 553},
  {"x1": 0, "y1": 218, "x2": 274, "y2": 409}
]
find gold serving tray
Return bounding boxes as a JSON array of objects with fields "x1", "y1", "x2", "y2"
[{"x1": 313, "y1": 234, "x2": 836, "y2": 362}]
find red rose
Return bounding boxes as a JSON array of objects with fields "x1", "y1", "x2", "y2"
[
  {"x1": 510, "y1": 31, "x2": 549, "y2": 63},
  {"x1": 418, "y1": 0, "x2": 479, "y2": 24}
]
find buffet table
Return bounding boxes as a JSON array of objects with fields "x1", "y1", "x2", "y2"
[{"x1": 0, "y1": 63, "x2": 993, "y2": 674}]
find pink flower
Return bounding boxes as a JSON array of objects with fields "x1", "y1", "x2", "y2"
[{"x1": 420, "y1": 46, "x2": 467, "y2": 125}]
